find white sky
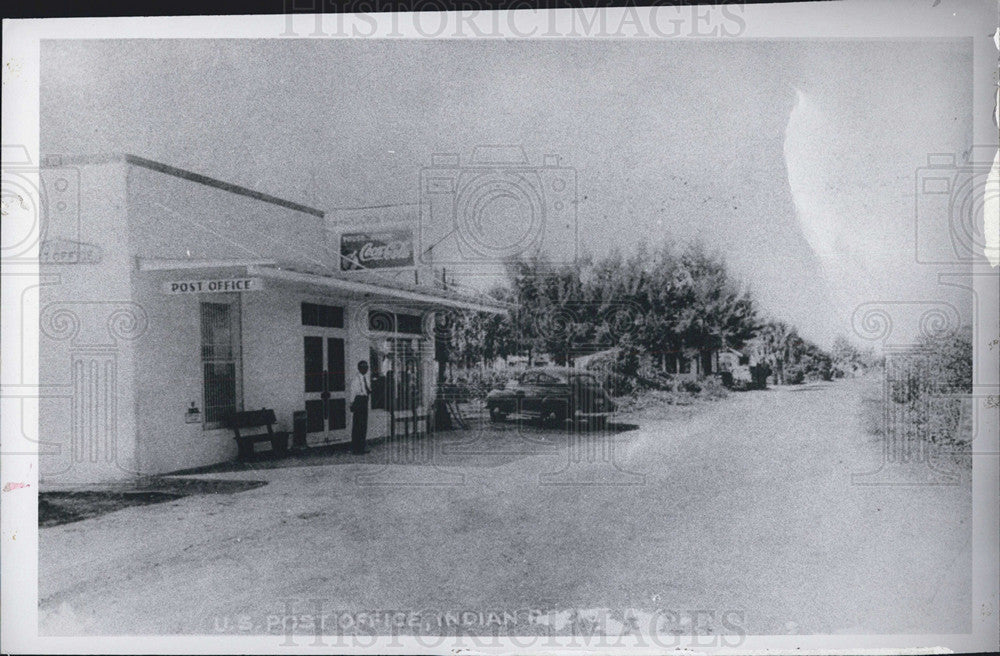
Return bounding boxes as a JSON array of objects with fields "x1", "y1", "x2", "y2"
[{"x1": 40, "y1": 38, "x2": 974, "y2": 347}]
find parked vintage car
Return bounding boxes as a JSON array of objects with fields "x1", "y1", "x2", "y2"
[{"x1": 485, "y1": 366, "x2": 617, "y2": 426}]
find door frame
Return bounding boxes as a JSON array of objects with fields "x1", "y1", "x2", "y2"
[{"x1": 303, "y1": 324, "x2": 348, "y2": 445}]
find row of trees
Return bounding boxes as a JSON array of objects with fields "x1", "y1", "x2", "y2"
[
  {"x1": 444, "y1": 240, "x2": 871, "y2": 386},
  {"x1": 746, "y1": 322, "x2": 878, "y2": 385},
  {"x1": 452, "y1": 241, "x2": 759, "y2": 370}
]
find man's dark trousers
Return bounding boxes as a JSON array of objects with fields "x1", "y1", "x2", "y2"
[{"x1": 351, "y1": 397, "x2": 368, "y2": 454}]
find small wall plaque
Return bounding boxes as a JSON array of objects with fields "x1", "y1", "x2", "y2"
[{"x1": 185, "y1": 402, "x2": 202, "y2": 424}]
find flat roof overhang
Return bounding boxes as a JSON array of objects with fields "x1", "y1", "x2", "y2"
[
  {"x1": 248, "y1": 265, "x2": 508, "y2": 314},
  {"x1": 136, "y1": 258, "x2": 507, "y2": 315}
]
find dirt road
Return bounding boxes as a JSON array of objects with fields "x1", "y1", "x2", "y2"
[{"x1": 39, "y1": 378, "x2": 971, "y2": 636}]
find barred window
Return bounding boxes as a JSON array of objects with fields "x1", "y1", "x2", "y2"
[{"x1": 200, "y1": 298, "x2": 242, "y2": 427}]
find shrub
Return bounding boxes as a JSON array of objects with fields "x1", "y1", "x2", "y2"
[
  {"x1": 920, "y1": 326, "x2": 973, "y2": 393},
  {"x1": 679, "y1": 378, "x2": 702, "y2": 394},
  {"x1": 700, "y1": 375, "x2": 729, "y2": 399},
  {"x1": 584, "y1": 348, "x2": 638, "y2": 397},
  {"x1": 813, "y1": 360, "x2": 835, "y2": 382},
  {"x1": 874, "y1": 326, "x2": 973, "y2": 449},
  {"x1": 784, "y1": 365, "x2": 806, "y2": 385},
  {"x1": 923, "y1": 327, "x2": 973, "y2": 447}
]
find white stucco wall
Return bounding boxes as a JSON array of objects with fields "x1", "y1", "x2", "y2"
[
  {"x1": 125, "y1": 161, "x2": 328, "y2": 266},
  {"x1": 131, "y1": 268, "x2": 244, "y2": 474},
  {"x1": 240, "y1": 286, "x2": 305, "y2": 435},
  {"x1": 39, "y1": 160, "x2": 140, "y2": 487}
]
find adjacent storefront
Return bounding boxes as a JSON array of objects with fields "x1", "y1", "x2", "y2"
[{"x1": 38, "y1": 154, "x2": 503, "y2": 486}]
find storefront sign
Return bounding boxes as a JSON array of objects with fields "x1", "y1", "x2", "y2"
[
  {"x1": 341, "y1": 229, "x2": 414, "y2": 271},
  {"x1": 163, "y1": 278, "x2": 262, "y2": 294},
  {"x1": 40, "y1": 239, "x2": 103, "y2": 264}
]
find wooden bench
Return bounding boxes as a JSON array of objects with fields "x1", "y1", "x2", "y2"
[{"x1": 228, "y1": 408, "x2": 289, "y2": 461}]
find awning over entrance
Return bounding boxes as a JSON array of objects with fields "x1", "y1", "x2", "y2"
[
  {"x1": 137, "y1": 258, "x2": 508, "y2": 314},
  {"x1": 249, "y1": 265, "x2": 507, "y2": 314}
]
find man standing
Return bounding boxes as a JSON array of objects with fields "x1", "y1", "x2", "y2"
[{"x1": 350, "y1": 360, "x2": 371, "y2": 454}]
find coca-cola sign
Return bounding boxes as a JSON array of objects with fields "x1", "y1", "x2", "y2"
[{"x1": 340, "y1": 229, "x2": 414, "y2": 271}]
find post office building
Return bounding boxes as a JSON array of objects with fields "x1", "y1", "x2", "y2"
[{"x1": 37, "y1": 154, "x2": 503, "y2": 486}]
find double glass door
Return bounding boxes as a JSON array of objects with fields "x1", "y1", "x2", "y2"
[
  {"x1": 370, "y1": 337, "x2": 424, "y2": 412},
  {"x1": 303, "y1": 332, "x2": 347, "y2": 443}
]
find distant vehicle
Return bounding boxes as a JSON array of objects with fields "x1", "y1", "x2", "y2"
[{"x1": 485, "y1": 366, "x2": 617, "y2": 426}]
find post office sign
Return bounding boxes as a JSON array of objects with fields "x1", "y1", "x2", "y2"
[{"x1": 163, "y1": 278, "x2": 263, "y2": 294}]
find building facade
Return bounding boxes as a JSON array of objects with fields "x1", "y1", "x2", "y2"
[{"x1": 38, "y1": 154, "x2": 502, "y2": 487}]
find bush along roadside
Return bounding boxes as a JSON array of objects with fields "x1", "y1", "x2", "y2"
[{"x1": 861, "y1": 326, "x2": 974, "y2": 452}]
